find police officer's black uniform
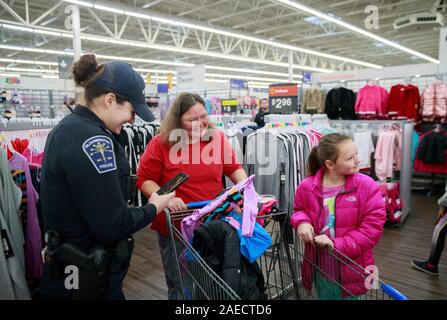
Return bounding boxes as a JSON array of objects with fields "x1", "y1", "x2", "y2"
[{"x1": 40, "y1": 105, "x2": 157, "y2": 300}]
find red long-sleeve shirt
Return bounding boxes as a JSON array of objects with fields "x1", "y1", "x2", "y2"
[{"x1": 137, "y1": 130, "x2": 242, "y2": 236}]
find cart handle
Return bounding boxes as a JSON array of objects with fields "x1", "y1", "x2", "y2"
[
  {"x1": 380, "y1": 283, "x2": 408, "y2": 300},
  {"x1": 187, "y1": 201, "x2": 212, "y2": 209}
]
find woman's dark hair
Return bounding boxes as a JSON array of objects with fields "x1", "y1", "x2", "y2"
[
  {"x1": 160, "y1": 92, "x2": 210, "y2": 145},
  {"x1": 307, "y1": 133, "x2": 352, "y2": 176},
  {"x1": 72, "y1": 53, "x2": 126, "y2": 105}
]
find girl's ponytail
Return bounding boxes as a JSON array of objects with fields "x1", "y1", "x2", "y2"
[{"x1": 307, "y1": 146, "x2": 322, "y2": 176}]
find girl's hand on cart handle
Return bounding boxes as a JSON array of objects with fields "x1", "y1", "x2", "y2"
[
  {"x1": 314, "y1": 234, "x2": 334, "y2": 250},
  {"x1": 149, "y1": 191, "x2": 176, "y2": 213},
  {"x1": 297, "y1": 223, "x2": 315, "y2": 245},
  {"x1": 168, "y1": 197, "x2": 188, "y2": 212}
]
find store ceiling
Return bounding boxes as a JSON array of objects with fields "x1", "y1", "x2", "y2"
[{"x1": 0, "y1": 0, "x2": 442, "y2": 81}]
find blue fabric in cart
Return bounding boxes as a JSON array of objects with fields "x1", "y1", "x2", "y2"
[
  {"x1": 222, "y1": 211, "x2": 272, "y2": 263},
  {"x1": 184, "y1": 211, "x2": 272, "y2": 264}
]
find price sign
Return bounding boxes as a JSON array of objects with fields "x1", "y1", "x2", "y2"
[
  {"x1": 221, "y1": 99, "x2": 239, "y2": 114},
  {"x1": 268, "y1": 83, "x2": 299, "y2": 114}
]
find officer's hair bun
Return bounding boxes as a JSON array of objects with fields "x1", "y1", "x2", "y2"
[{"x1": 73, "y1": 53, "x2": 99, "y2": 87}]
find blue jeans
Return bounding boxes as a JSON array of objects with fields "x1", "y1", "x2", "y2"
[{"x1": 157, "y1": 233, "x2": 193, "y2": 300}]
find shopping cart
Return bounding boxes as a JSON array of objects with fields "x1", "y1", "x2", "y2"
[
  {"x1": 165, "y1": 202, "x2": 408, "y2": 301},
  {"x1": 165, "y1": 201, "x2": 299, "y2": 300},
  {"x1": 291, "y1": 232, "x2": 408, "y2": 300}
]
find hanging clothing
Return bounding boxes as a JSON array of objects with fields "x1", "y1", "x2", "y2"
[
  {"x1": 412, "y1": 130, "x2": 420, "y2": 162},
  {"x1": 414, "y1": 129, "x2": 447, "y2": 174},
  {"x1": 303, "y1": 88, "x2": 325, "y2": 115},
  {"x1": 374, "y1": 128, "x2": 402, "y2": 181},
  {"x1": 117, "y1": 123, "x2": 157, "y2": 206},
  {"x1": 377, "y1": 182, "x2": 403, "y2": 224},
  {"x1": 415, "y1": 129, "x2": 447, "y2": 164},
  {"x1": 245, "y1": 128, "x2": 322, "y2": 215},
  {"x1": 354, "y1": 84, "x2": 389, "y2": 116},
  {"x1": 387, "y1": 84, "x2": 421, "y2": 121},
  {"x1": 421, "y1": 82, "x2": 447, "y2": 124},
  {"x1": 0, "y1": 148, "x2": 30, "y2": 300},
  {"x1": 325, "y1": 87, "x2": 357, "y2": 120},
  {"x1": 353, "y1": 131, "x2": 375, "y2": 169},
  {"x1": 8, "y1": 151, "x2": 43, "y2": 280}
]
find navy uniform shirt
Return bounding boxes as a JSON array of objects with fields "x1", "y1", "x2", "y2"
[{"x1": 40, "y1": 105, "x2": 156, "y2": 251}]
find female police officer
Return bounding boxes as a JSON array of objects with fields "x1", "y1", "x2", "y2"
[{"x1": 39, "y1": 54, "x2": 174, "y2": 300}]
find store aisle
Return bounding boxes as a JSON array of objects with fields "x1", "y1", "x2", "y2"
[
  {"x1": 123, "y1": 230, "x2": 168, "y2": 300},
  {"x1": 375, "y1": 191, "x2": 447, "y2": 300},
  {"x1": 123, "y1": 192, "x2": 447, "y2": 300}
]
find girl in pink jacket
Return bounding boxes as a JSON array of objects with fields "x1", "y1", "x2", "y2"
[{"x1": 290, "y1": 133, "x2": 386, "y2": 299}]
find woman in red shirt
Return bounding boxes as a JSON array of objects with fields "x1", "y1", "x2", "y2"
[{"x1": 137, "y1": 92, "x2": 247, "y2": 299}]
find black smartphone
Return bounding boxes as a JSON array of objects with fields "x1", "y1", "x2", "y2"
[{"x1": 156, "y1": 172, "x2": 189, "y2": 195}]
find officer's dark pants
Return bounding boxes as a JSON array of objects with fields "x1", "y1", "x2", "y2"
[{"x1": 40, "y1": 260, "x2": 129, "y2": 300}]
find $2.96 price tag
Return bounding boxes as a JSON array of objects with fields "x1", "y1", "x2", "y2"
[
  {"x1": 271, "y1": 97, "x2": 292, "y2": 109},
  {"x1": 268, "y1": 84, "x2": 298, "y2": 114}
]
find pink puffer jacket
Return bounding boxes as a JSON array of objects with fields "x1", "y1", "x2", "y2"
[
  {"x1": 354, "y1": 84, "x2": 389, "y2": 115},
  {"x1": 290, "y1": 168, "x2": 386, "y2": 297},
  {"x1": 421, "y1": 82, "x2": 447, "y2": 124}
]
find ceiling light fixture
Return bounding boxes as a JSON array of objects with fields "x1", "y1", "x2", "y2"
[
  {"x1": 59, "y1": 0, "x2": 382, "y2": 69},
  {"x1": 274, "y1": 0, "x2": 439, "y2": 64},
  {"x1": 0, "y1": 22, "x2": 332, "y2": 72}
]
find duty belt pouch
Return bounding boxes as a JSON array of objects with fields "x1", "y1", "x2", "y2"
[{"x1": 109, "y1": 237, "x2": 134, "y2": 273}]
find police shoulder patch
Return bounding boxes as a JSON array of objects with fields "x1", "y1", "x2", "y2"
[{"x1": 82, "y1": 135, "x2": 117, "y2": 174}]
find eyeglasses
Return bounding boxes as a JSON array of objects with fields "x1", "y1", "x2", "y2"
[{"x1": 184, "y1": 113, "x2": 208, "y2": 123}]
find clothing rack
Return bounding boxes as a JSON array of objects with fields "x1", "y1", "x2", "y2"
[
  {"x1": 244, "y1": 123, "x2": 322, "y2": 215},
  {"x1": 264, "y1": 114, "x2": 312, "y2": 124},
  {"x1": 316, "y1": 74, "x2": 444, "y2": 92},
  {"x1": 209, "y1": 114, "x2": 253, "y2": 122},
  {"x1": 0, "y1": 118, "x2": 60, "y2": 131},
  {"x1": 328, "y1": 120, "x2": 414, "y2": 225}
]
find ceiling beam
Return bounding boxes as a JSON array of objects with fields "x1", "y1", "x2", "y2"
[
  {"x1": 0, "y1": 0, "x2": 26, "y2": 24},
  {"x1": 31, "y1": 2, "x2": 63, "y2": 26},
  {"x1": 208, "y1": 2, "x2": 276, "y2": 23},
  {"x1": 177, "y1": 0, "x2": 227, "y2": 17}
]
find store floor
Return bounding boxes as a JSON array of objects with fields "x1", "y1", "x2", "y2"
[
  {"x1": 375, "y1": 191, "x2": 447, "y2": 300},
  {"x1": 123, "y1": 191, "x2": 447, "y2": 300}
]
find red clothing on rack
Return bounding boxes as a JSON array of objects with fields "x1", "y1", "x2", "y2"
[{"x1": 387, "y1": 84, "x2": 421, "y2": 121}]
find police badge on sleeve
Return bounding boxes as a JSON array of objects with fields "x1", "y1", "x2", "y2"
[{"x1": 82, "y1": 135, "x2": 117, "y2": 174}]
